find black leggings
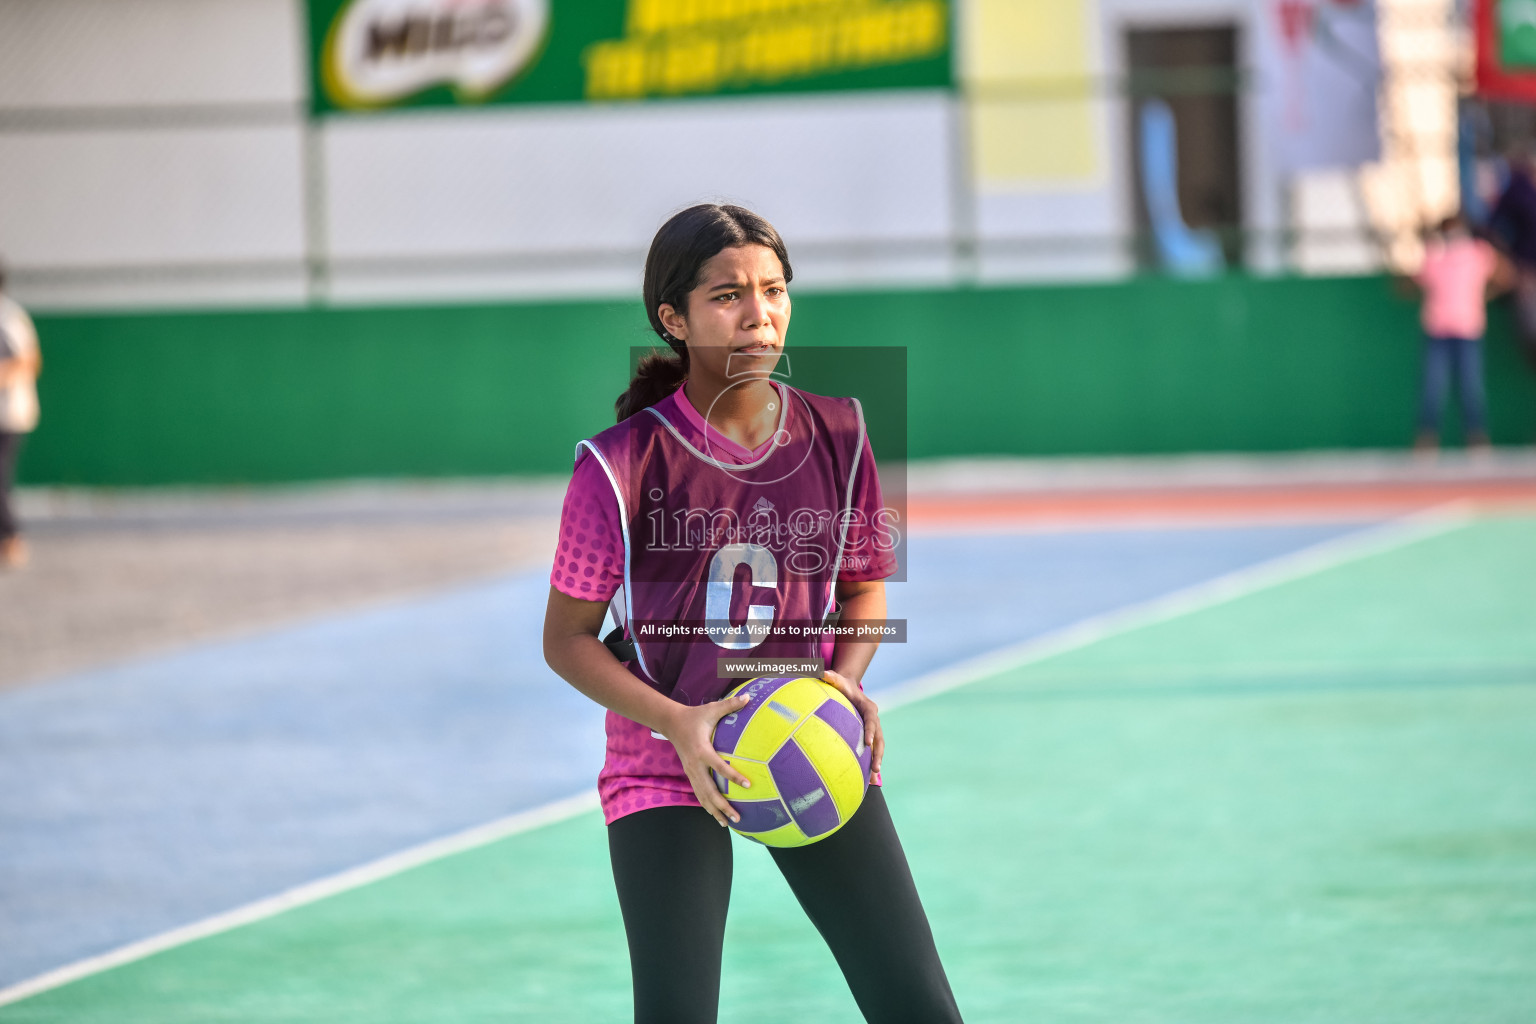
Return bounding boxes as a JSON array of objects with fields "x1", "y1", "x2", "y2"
[{"x1": 607, "y1": 787, "x2": 963, "y2": 1024}]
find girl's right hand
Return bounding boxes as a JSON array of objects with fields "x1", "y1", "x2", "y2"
[{"x1": 661, "y1": 694, "x2": 753, "y2": 827}]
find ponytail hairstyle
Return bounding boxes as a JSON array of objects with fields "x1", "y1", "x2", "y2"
[{"x1": 615, "y1": 203, "x2": 793, "y2": 422}]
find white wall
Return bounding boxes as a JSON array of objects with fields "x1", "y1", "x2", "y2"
[
  {"x1": 320, "y1": 93, "x2": 955, "y2": 302},
  {"x1": 0, "y1": 128, "x2": 307, "y2": 266},
  {"x1": 0, "y1": 0, "x2": 302, "y2": 108},
  {"x1": 0, "y1": 0, "x2": 1325, "y2": 310},
  {"x1": 0, "y1": 0, "x2": 308, "y2": 306},
  {"x1": 0, "y1": 0, "x2": 965, "y2": 308}
]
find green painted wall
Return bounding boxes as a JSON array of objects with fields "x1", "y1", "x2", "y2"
[{"x1": 18, "y1": 274, "x2": 1536, "y2": 486}]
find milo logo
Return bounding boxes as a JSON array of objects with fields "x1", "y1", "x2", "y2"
[{"x1": 322, "y1": 0, "x2": 550, "y2": 109}]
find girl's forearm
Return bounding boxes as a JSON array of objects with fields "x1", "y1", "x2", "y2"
[
  {"x1": 545, "y1": 634, "x2": 683, "y2": 736},
  {"x1": 828, "y1": 586, "x2": 886, "y2": 684}
]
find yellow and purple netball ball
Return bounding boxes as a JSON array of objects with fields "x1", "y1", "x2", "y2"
[{"x1": 710, "y1": 676, "x2": 873, "y2": 847}]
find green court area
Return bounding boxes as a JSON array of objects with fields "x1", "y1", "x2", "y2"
[{"x1": 6, "y1": 516, "x2": 1534, "y2": 1023}]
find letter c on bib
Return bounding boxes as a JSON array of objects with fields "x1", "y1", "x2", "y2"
[{"x1": 706, "y1": 543, "x2": 777, "y2": 650}]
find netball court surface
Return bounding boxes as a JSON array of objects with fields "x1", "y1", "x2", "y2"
[{"x1": 1, "y1": 475, "x2": 1532, "y2": 1022}]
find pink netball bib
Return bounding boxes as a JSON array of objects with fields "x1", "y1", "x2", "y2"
[{"x1": 577, "y1": 382, "x2": 868, "y2": 707}]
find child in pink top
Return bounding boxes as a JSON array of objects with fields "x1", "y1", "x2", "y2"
[{"x1": 1413, "y1": 213, "x2": 1501, "y2": 450}]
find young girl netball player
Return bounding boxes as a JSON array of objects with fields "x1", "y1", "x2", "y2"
[{"x1": 542, "y1": 204, "x2": 963, "y2": 1024}]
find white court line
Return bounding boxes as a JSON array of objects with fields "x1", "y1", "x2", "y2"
[
  {"x1": 972, "y1": 656, "x2": 1536, "y2": 685},
  {"x1": 0, "y1": 501, "x2": 1474, "y2": 1009},
  {"x1": 0, "y1": 792, "x2": 600, "y2": 1008},
  {"x1": 880, "y1": 500, "x2": 1474, "y2": 712}
]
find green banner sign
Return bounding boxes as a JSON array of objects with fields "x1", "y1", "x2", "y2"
[
  {"x1": 1500, "y1": 0, "x2": 1536, "y2": 69},
  {"x1": 306, "y1": 0, "x2": 952, "y2": 115}
]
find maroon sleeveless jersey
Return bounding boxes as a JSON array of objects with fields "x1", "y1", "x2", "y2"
[{"x1": 577, "y1": 382, "x2": 867, "y2": 707}]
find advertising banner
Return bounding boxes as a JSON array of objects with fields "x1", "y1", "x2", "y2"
[{"x1": 306, "y1": 0, "x2": 952, "y2": 115}]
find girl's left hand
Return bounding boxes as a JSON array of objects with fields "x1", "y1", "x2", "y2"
[{"x1": 821, "y1": 669, "x2": 883, "y2": 777}]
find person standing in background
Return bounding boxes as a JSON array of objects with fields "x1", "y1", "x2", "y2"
[
  {"x1": 1412, "y1": 215, "x2": 1502, "y2": 454},
  {"x1": 0, "y1": 262, "x2": 42, "y2": 568},
  {"x1": 1489, "y1": 148, "x2": 1536, "y2": 354}
]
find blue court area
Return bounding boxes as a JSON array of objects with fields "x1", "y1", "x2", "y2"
[{"x1": 0, "y1": 520, "x2": 1367, "y2": 990}]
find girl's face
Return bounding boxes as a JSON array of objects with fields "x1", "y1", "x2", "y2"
[{"x1": 659, "y1": 244, "x2": 790, "y2": 382}]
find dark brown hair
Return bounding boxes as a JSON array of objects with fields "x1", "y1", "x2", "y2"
[{"x1": 615, "y1": 204, "x2": 792, "y2": 421}]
